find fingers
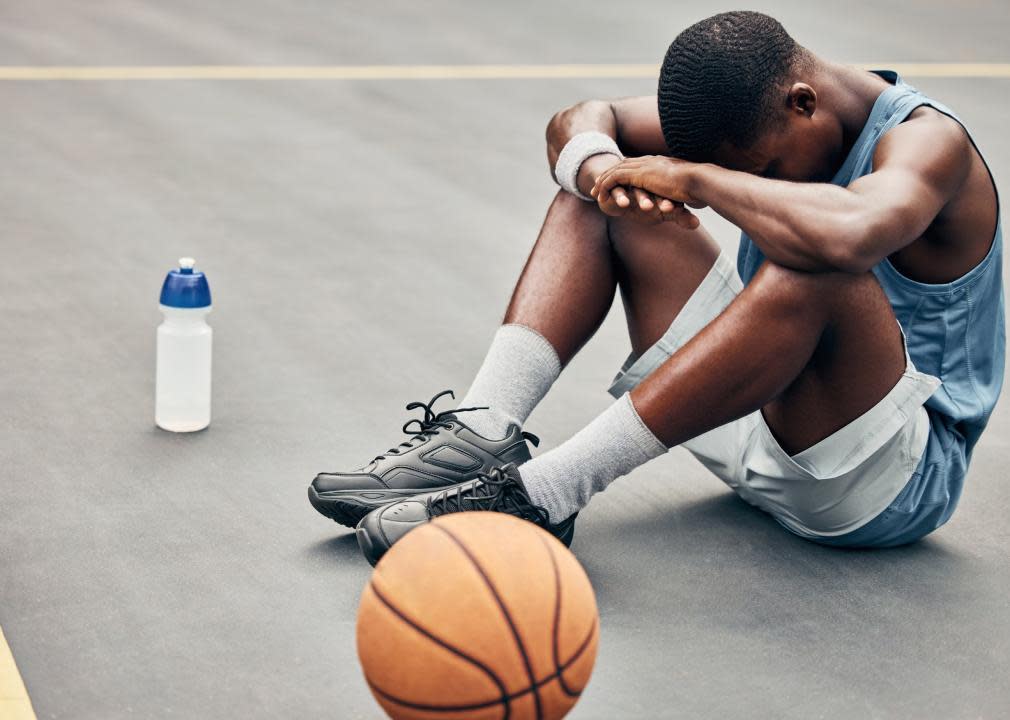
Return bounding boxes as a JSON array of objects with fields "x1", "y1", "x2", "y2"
[
  {"x1": 596, "y1": 191, "x2": 672, "y2": 226},
  {"x1": 592, "y1": 165, "x2": 631, "y2": 200},
  {"x1": 594, "y1": 183, "x2": 691, "y2": 226},
  {"x1": 596, "y1": 188, "x2": 629, "y2": 217},
  {"x1": 591, "y1": 155, "x2": 654, "y2": 197},
  {"x1": 595, "y1": 186, "x2": 658, "y2": 223},
  {"x1": 589, "y1": 153, "x2": 694, "y2": 226},
  {"x1": 631, "y1": 188, "x2": 654, "y2": 212}
]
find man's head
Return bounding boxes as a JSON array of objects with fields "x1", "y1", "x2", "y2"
[{"x1": 658, "y1": 11, "x2": 836, "y2": 181}]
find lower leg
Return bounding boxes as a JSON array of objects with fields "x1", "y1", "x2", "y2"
[
  {"x1": 457, "y1": 191, "x2": 614, "y2": 437},
  {"x1": 458, "y1": 190, "x2": 614, "y2": 436},
  {"x1": 500, "y1": 190, "x2": 618, "y2": 365},
  {"x1": 459, "y1": 190, "x2": 718, "y2": 436}
]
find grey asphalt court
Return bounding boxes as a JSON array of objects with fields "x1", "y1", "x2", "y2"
[{"x1": 2, "y1": 1, "x2": 1009, "y2": 718}]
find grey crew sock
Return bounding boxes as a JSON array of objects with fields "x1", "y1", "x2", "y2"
[
  {"x1": 457, "y1": 324, "x2": 562, "y2": 439},
  {"x1": 522, "y1": 393, "x2": 668, "y2": 522}
]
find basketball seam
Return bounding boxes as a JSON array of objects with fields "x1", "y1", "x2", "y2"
[
  {"x1": 365, "y1": 579, "x2": 511, "y2": 715},
  {"x1": 433, "y1": 522, "x2": 545, "y2": 720},
  {"x1": 537, "y1": 533, "x2": 579, "y2": 698},
  {"x1": 365, "y1": 620, "x2": 599, "y2": 713}
]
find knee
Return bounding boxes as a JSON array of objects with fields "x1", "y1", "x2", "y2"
[
  {"x1": 750, "y1": 260, "x2": 883, "y2": 315},
  {"x1": 547, "y1": 188, "x2": 608, "y2": 229},
  {"x1": 753, "y1": 259, "x2": 877, "y2": 291},
  {"x1": 552, "y1": 188, "x2": 704, "y2": 249},
  {"x1": 552, "y1": 187, "x2": 596, "y2": 214},
  {"x1": 606, "y1": 210, "x2": 720, "y2": 264}
]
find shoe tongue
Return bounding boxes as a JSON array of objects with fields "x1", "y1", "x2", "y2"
[
  {"x1": 428, "y1": 466, "x2": 510, "y2": 515},
  {"x1": 471, "y1": 463, "x2": 526, "y2": 501},
  {"x1": 440, "y1": 413, "x2": 471, "y2": 433}
]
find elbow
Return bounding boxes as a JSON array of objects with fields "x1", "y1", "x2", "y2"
[
  {"x1": 546, "y1": 102, "x2": 578, "y2": 138},
  {"x1": 545, "y1": 106, "x2": 573, "y2": 161},
  {"x1": 816, "y1": 205, "x2": 889, "y2": 273},
  {"x1": 546, "y1": 100, "x2": 609, "y2": 175},
  {"x1": 822, "y1": 220, "x2": 879, "y2": 274},
  {"x1": 825, "y1": 244, "x2": 875, "y2": 274},
  {"x1": 545, "y1": 108, "x2": 564, "y2": 138},
  {"x1": 546, "y1": 99, "x2": 611, "y2": 138}
]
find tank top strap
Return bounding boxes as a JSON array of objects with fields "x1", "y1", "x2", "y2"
[
  {"x1": 886, "y1": 73, "x2": 1000, "y2": 219},
  {"x1": 830, "y1": 71, "x2": 934, "y2": 185},
  {"x1": 739, "y1": 68, "x2": 1001, "y2": 285}
]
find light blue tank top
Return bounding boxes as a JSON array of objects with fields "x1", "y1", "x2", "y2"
[{"x1": 738, "y1": 70, "x2": 1004, "y2": 545}]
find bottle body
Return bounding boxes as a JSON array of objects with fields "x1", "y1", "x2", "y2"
[{"x1": 156, "y1": 305, "x2": 212, "y2": 432}]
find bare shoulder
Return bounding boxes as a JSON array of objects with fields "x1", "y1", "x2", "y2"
[
  {"x1": 878, "y1": 104, "x2": 998, "y2": 281},
  {"x1": 872, "y1": 105, "x2": 972, "y2": 193}
]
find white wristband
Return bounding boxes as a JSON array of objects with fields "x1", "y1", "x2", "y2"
[{"x1": 554, "y1": 131, "x2": 623, "y2": 202}]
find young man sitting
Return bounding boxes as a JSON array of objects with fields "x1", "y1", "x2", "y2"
[{"x1": 308, "y1": 11, "x2": 1003, "y2": 565}]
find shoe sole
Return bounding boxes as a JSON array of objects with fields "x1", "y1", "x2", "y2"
[
  {"x1": 307, "y1": 485, "x2": 444, "y2": 528},
  {"x1": 356, "y1": 512, "x2": 579, "y2": 567}
]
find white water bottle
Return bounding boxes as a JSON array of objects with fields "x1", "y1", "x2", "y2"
[{"x1": 156, "y1": 257, "x2": 213, "y2": 432}]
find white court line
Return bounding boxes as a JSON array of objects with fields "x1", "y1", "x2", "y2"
[{"x1": 0, "y1": 62, "x2": 1007, "y2": 80}]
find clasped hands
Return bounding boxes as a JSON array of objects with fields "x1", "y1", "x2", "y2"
[{"x1": 590, "y1": 155, "x2": 705, "y2": 229}]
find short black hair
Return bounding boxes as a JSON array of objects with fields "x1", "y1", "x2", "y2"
[{"x1": 658, "y1": 11, "x2": 804, "y2": 161}]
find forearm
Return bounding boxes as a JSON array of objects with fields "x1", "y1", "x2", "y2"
[
  {"x1": 545, "y1": 101, "x2": 624, "y2": 196},
  {"x1": 689, "y1": 164, "x2": 868, "y2": 272}
]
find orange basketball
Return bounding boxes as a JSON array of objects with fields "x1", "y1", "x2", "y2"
[{"x1": 356, "y1": 512, "x2": 599, "y2": 720}]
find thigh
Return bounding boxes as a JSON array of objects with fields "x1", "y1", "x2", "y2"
[
  {"x1": 607, "y1": 251, "x2": 742, "y2": 399},
  {"x1": 761, "y1": 267, "x2": 908, "y2": 455},
  {"x1": 606, "y1": 214, "x2": 721, "y2": 357},
  {"x1": 608, "y1": 250, "x2": 758, "y2": 490}
]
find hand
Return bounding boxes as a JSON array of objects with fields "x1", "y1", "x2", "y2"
[
  {"x1": 581, "y1": 155, "x2": 697, "y2": 227},
  {"x1": 578, "y1": 154, "x2": 672, "y2": 225},
  {"x1": 595, "y1": 185, "x2": 700, "y2": 228},
  {"x1": 591, "y1": 156, "x2": 706, "y2": 228}
]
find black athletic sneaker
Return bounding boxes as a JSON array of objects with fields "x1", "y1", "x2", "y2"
[
  {"x1": 308, "y1": 390, "x2": 539, "y2": 527},
  {"x1": 355, "y1": 463, "x2": 577, "y2": 566}
]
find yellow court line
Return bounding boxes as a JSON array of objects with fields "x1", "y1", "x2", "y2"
[
  {"x1": 2, "y1": 63, "x2": 656, "y2": 80},
  {"x1": 0, "y1": 627, "x2": 37, "y2": 720},
  {"x1": 0, "y1": 62, "x2": 1008, "y2": 80}
]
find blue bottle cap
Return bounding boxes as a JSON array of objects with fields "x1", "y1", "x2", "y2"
[{"x1": 160, "y1": 257, "x2": 212, "y2": 308}]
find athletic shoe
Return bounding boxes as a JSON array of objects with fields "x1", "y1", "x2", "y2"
[
  {"x1": 355, "y1": 463, "x2": 577, "y2": 566},
  {"x1": 308, "y1": 390, "x2": 539, "y2": 527}
]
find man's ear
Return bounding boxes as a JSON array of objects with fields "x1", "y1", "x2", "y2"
[{"x1": 787, "y1": 82, "x2": 817, "y2": 117}]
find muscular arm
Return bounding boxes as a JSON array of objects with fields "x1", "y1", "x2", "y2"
[
  {"x1": 546, "y1": 96, "x2": 668, "y2": 196},
  {"x1": 596, "y1": 112, "x2": 973, "y2": 272}
]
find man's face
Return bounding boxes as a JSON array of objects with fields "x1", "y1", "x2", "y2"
[{"x1": 708, "y1": 85, "x2": 844, "y2": 183}]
